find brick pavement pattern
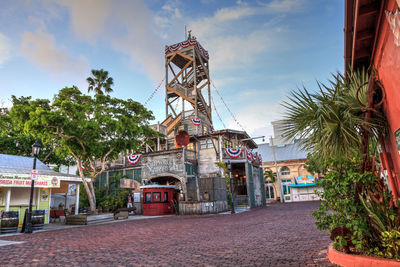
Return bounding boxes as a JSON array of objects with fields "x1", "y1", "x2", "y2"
[{"x1": 0, "y1": 202, "x2": 335, "y2": 266}]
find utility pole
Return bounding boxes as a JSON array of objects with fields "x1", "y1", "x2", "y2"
[{"x1": 270, "y1": 136, "x2": 284, "y2": 203}]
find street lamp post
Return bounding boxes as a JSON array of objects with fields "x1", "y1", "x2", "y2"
[
  {"x1": 24, "y1": 140, "x2": 42, "y2": 234},
  {"x1": 227, "y1": 160, "x2": 235, "y2": 214}
]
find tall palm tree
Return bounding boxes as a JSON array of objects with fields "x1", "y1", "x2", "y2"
[
  {"x1": 87, "y1": 69, "x2": 114, "y2": 95},
  {"x1": 281, "y1": 69, "x2": 385, "y2": 162}
]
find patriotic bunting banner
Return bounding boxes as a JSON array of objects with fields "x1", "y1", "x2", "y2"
[
  {"x1": 252, "y1": 153, "x2": 257, "y2": 162},
  {"x1": 165, "y1": 38, "x2": 209, "y2": 59},
  {"x1": 225, "y1": 148, "x2": 243, "y2": 159},
  {"x1": 191, "y1": 118, "x2": 201, "y2": 126},
  {"x1": 258, "y1": 154, "x2": 262, "y2": 164},
  {"x1": 247, "y1": 150, "x2": 252, "y2": 160},
  {"x1": 127, "y1": 154, "x2": 141, "y2": 165}
]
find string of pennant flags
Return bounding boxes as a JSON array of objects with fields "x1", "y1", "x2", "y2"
[
  {"x1": 144, "y1": 78, "x2": 165, "y2": 106},
  {"x1": 211, "y1": 81, "x2": 247, "y2": 132}
]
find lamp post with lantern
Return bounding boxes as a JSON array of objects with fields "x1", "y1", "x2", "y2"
[
  {"x1": 24, "y1": 140, "x2": 42, "y2": 234},
  {"x1": 227, "y1": 160, "x2": 235, "y2": 214}
]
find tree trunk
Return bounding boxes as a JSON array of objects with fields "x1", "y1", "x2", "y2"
[{"x1": 77, "y1": 160, "x2": 96, "y2": 212}]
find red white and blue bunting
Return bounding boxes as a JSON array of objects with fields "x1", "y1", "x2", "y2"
[
  {"x1": 126, "y1": 154, "x2": 141, "y2": 165},
  {"x1": 252, "y1": 153, "x2": 257, "y2": 162},
  {"x1": 225, "y1": 148, "x2": 243, "y2": 159},
  {"x1": 258, "y1": 154, "x2": 262, "y2": 164},
  {"x1": 191, "y1": 118, "x2": 201, "y2": 126},
  {"x1": 247, "y1": 150, "x2": 252, "y2": 160},
  {"x1": 165, "y1": 38, "x2": 210, "y2": 59}
]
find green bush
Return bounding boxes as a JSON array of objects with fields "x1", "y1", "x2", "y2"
[{"x1": 311, "y1": 156, "x2": 400, "y2": 258}]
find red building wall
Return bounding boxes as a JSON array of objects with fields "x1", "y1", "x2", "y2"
[{"x1": 373, "y1": 0, "x2": 400, "y2": 196}]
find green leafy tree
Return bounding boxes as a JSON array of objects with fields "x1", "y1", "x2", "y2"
[
  {"x1": 87, "y1": 69, "x2": 114, "y2": 95},
  {"x1": 0, "y1": 96, "x2": 74, "y2": 166},
  {"x1": 26, "y1": 86, "x2": 158, "y2": 212}
]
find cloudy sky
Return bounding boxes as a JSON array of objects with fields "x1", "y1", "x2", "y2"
[{"x1": 0, "y1": 0, "x2": 344, "y2": 141}]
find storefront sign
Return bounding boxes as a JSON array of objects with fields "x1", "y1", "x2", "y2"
[{"x1": 0, "y1": 173, "x2": 61, "y2": 188}]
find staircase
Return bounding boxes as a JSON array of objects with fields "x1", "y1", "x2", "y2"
[{"x1": 235, "y1": 195, "x2": 249, "y2": 210}]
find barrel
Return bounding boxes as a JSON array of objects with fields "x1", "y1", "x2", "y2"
[
  {"x1": 0, "y1": 211, "x2": 19, "y2": 234},
  {"x1": 32, "y1": 210, "x2": 45, "y2": 231}
]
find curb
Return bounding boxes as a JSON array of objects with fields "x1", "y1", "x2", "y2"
[{"x1": 328, "y1": 244, "x2": 400, "y2": 266}]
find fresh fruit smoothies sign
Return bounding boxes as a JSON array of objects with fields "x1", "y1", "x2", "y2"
[{"x1": 0, "y1": 173, "x2": 60, "y2": 188}]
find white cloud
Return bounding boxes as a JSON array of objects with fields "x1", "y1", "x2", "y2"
[
  {"x1": 57, "y1": 0, "x2": 164, "y2": 82},
  {"x1": 56, "y1": 0, "x2": 110, "y2": 44},
  {"x1": 0, "y1": 33, "x2": 11, "y2": 66},
  {"x1": 187, "y1": 1, "x2": 303, "y2": 72},
  {"x1": 21, "y1": 28, "x2": 89, "y2": 75}
]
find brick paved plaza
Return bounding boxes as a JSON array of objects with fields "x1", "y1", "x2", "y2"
[{"x1": 0, "y1": 202, "x2": 334, "y2": 266}]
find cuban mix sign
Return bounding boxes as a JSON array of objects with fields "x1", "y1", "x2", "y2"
[{"x1": 0, "y1": 173, "x2": 61, "y2": 188}]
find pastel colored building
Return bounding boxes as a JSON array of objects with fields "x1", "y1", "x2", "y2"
[{"x1": 0, "y1": 154, "x2": 83, "y2": 226}]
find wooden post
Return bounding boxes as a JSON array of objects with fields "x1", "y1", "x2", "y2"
[
  {"x1": 75, "y1": 184, "x2": 80, "y2": 215},
  {"x1": 193, "y1": 46, "x2": 198, "y2": 118}
]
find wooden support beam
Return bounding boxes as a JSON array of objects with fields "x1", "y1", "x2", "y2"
[
  {"x1": 167, "y1": 85, "x2": 196, "y2": 104},
  {"x1": 166, "y1": 53, "x2": 177, "y2": 66},
  {"x1": 167, "y1": 102, "x2": 178, "y2": 117},
  {"x1": 168, "y1": 63, "x2": 177, "y2": 79},
  {"x1": 195, "y1": 49, "x2": 210, "y2": 81},
  {"x1": 351, "y1": 0, "x2": 360, "y2": 70},
  {"x1": 167, "y1": 60, "x2": 193, "y2": 88},
  {"x1": 176, "y1": 51, "x2": 194, "y2": 62}
]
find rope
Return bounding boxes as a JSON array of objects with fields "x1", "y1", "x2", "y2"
[
  {"x1": 211, "y1": 80, "x2": 246, "y2": 132},
  {"x1": 144, "y1": 77, "x2": 165, "y2": 106},
  {"x1": 211, "y1": 95, "x2": 226, "y2": 129}
]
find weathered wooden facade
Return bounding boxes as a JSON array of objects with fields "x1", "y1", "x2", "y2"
[{"x1": 97, "y1": 36, "x2": 266, "y2": 214}]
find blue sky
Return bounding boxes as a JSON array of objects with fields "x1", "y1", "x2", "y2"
[{"x1": 0, "y1": 0, "x2": 344, "y2": 140}]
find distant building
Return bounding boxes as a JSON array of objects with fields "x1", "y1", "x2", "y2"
[{"x1": 255, "y1": 121, "x2": 320, "y2": 202}]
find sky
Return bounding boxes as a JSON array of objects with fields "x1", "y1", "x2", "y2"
[{"x1": 0, "y1": 0, "x2": 344, "y2": 142}]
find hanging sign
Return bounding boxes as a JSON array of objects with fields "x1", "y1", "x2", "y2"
[
  {"x1": 0, "y1": 173, "x2": 60, "y2": 188},
  {"x1": 127, "y1": 154, "x2": 142, "y2": 165},
  {"x1": 191, "y1": 118, "x2": 202, "y2": 126},
  {"x1": 225, "y1": 148, "x2": 243, "y2": 159},
  {"x1": 31, "y1": 169, "x2": 38, "y2": 180}
]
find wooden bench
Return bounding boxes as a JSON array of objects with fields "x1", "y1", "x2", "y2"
[{"x1": 113, "y1": 207, "x2": 136, "y2": 220}]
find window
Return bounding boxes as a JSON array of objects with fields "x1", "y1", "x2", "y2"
[
  {"x1": 200, "y1": 139, "x2": 213, "y2": 149},
  {"x1": 144, "y1": 192, "x2": 151, "y2": 202},
  {"x1": 224, "y1": 139, "x2": 232, "y2": 148},
  {"x1": 164, "y1": 192, "x2": 168, "y2": 202},
  {"x1": 152, "y1": 192, "x2": 161, "y2": 202},
  {"x1": 280, "y1": 166, "x2": 290, "y2": 176},
  {"x1": 266, "y1": 184, "x2": 274, "y2": 200}
]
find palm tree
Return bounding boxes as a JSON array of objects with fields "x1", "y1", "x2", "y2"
[
  {"x1": 281, "y1": 69, "x2": 385, "y2": 163},
  {"x1": 264, "y1": 169, "x2": 276, "y2": 183},
  {"x1": 87, "y1": 69, "x2": 114, "y2": 95}
]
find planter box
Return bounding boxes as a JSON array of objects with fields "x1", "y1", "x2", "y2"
[
  {"x1": 65, "y1": 215, "x2": 87, "y2": 225},
  {"x1": 328, "y1": 244, "x2": 400, "y2": 267}
]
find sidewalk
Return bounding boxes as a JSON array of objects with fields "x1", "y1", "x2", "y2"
[{"x1": 0, "y1": 213, "x2": 171, "y2": 237}]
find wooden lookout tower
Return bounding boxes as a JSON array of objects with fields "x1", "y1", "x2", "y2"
[{"x1": 163, "y1": 33, "x2": 212, "y2": 138}]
